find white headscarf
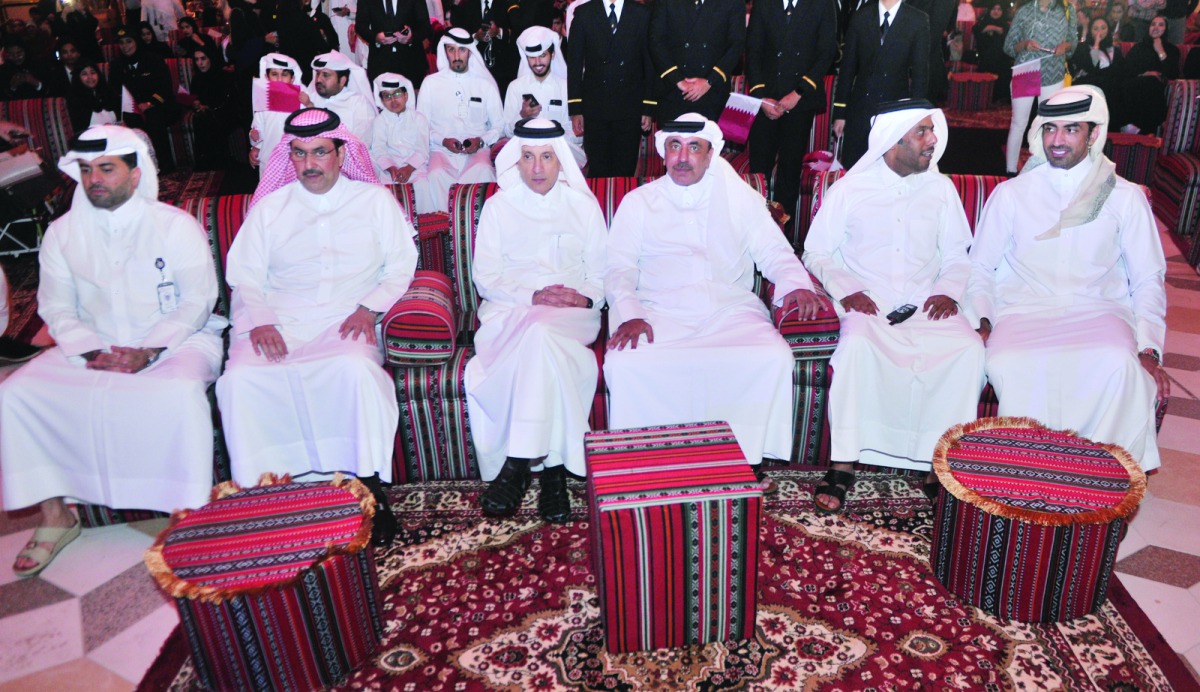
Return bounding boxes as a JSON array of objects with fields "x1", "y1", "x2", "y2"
[
  {"x1": 495, "y1": 117, "x2": 594, "y2": 201},
  {"x1": 653, "y1": 112, "x2": 726, "y2": 159},
  {"x1": 59, "y1": 125, "x2": 158, "y2": 203},
  {"x1": 308, "y1": 50, "x2": 375, "y2": 110},
  {"x1": 847, "y1": 99, "x2": 948, "y2": 178},
  {"x1": 259, "y1": 52, "x2": 301, "y2": 80},
  {"x1": 435, "y1": 27, "x2": 498, "y2": 91},
  {"x1": 515, "y1": 26, "x2": 566, "y2": 81},
  {"x1": 1024, "y1": 85, "x2": 1117, "y2": 240},
  {"x1": 372, "y1": 72, "x2": 415, "y2": 111}
]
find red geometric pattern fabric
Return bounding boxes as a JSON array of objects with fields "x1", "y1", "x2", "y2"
[
  {"x1": 931, "y1": 419, "x2": 1145, "y2": 623},
  {"x1": 1105, "y1": 132, "x2": 1162, "y2": 186},
  {"x1": 159, "y1": 481, "x2": 370, "y2": 590},
  {"x1": 383, "y1": 270, "x2": 457, "y2": 366},
  {"x1": 146, "y1": 479, "x2": 383, "y2": 691},
  {"x1": 586, "y1": 422, "x2": 762, "y2": 653}
]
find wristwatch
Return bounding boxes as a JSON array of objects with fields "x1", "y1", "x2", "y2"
[{"x1": 1139, "y1": 347, "x2": 1162, "y2": 365}]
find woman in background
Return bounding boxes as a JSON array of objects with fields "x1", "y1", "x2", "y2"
[{"x1": 1002, "y1": 0, "x2": 1076, "y2": 174}]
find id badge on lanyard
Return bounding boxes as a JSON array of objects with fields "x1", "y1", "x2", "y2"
[{"x1": 155, "y1": 257, "x2": 178, "y2": 314}]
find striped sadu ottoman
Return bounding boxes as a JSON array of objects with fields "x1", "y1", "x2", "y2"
[
  {"x1": 930, "y1": 418, "x2": 1146, "y2": 623},
  {"x1": 144, "y1": 476, "x2": 383, "y2": 691},
  {"x1": 585, "y1": 422, "x2": 763, "y2": 653},
  {"x1": 947, "y1": 72, "x2": 998, "y2": 111},
  {"x1": 1104, "y1": 133, "x2": 1163, "y2": 186}
]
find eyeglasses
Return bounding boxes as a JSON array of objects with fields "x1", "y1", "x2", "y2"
[
  {"x1": 380, "y1": 89, "x2": 407, "y2": 100},
  {"x1": 289, "y1": 147, "x2": 337, "y2": 161}
]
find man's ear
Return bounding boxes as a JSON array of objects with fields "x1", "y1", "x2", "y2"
[{"x1": 130, "y1": 166, "x2": 142, "y2": 190}]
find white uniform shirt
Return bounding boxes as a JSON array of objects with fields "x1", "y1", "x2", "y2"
[
  {"x1": 417, "y1": 69, "x2": 505, "y2": 150},
  {"x1": 225, "y1": 176, "x2": 418, "y2": 342},
  {"x1": 38, "y1": 194, "x2": 219, "y2": 357},
  {"x1": 965, "y1": 161, "x2": 1167, "y2": 353},
  {"x1": 804, "y1": 158, "x2": 973, "y2": 312}
]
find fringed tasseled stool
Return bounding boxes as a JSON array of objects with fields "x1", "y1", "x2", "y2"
[
  {"x1": 144, "y1": 475, "x2": 384, "y2": 691},
  {"x1": 929, "y1": 418, "x2": 1145, "y2": 623},
  {"x1": 947, "y1": 72, "x2": 998, "y2": 111},
  {"x1": 585, "y1": 421, "x2": 762, "y2": 653}
]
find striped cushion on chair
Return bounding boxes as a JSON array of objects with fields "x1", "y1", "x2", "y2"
[
  {"x1": 950, "y1": 174, "x2": 1007, "y2": 231},
  {"x1": 1105, "y1": 133, "x2": 1163, "y2": 186},
  {"x1": 1151, "y1": 153, "x2": 1200, "y2": 240},
  {"x1": 808, "y1": 74, "x2": 837, "y2": 154},
  {"x1": 0, "y1": 98, "x2": 74, "y2": 162},
  {"x1": 392, "y1": 347, "x2": 478, "y2": 482},
  {"x1": 384, "y1": 270, "x2": 457, "y2": 366},
  {"x1": 1159, "y1": 80, "x2": 1200, "y2": 156}
]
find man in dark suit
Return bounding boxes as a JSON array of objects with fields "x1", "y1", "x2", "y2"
[
  {"x1": 356, "y1": 0, "x2": 430, "y2": 85},
  {"x1": 567, "y1": 0, "x2": 655, "y2": 176},
  {"x1": 832, "y1": 0, "x2": 930, "y2": 167},
  {"x1": 450, "y1": 0, "x2": 519, "y2": 92},
  {"x1": 745, "y1": 0, "x2": 839, "y2": 218},
  {"x1": 648, "y1": 0, "x2": 745, "y2": 122},
  {"x1": 507, "y1": 0, "x2": 557, "y2": 37}
]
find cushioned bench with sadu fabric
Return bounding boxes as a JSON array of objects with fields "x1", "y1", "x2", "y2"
[
  {"x1": 0, "y1": 98, "x2": 75, "y2": 162},
  {"x1": 144, "y1": 476, "x2": 384, "y2": 690},
  {"x1": 1151, "y1": 80, "x2": 1200, "y2": 272},
  {"x1": 1105, "y1": 132, "x2": 1163, "y2": 186},
  {"x1": 383, "y1": 174, "x2": 842, "y2": 482},
  {"x1": 585, "y1": 421, "x2": 762, "y2": 653},
  {"x1": 930, "y1": 418, "x2": 1145, "y2": 622}
]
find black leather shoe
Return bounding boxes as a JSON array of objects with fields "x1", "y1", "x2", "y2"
[
  {"x1": 538, "y1": 465, "x2": 571, "y2": 524},
  {"x1": 371, "y1": 496, "x2": 397, "y2": 547},
  {"x1": 481, "y1": 458, "x2": 531, "y2": 517}
]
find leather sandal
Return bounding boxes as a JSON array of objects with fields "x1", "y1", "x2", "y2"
[
  {"x1": 481, "y1": 458, "x2": 531, "y2": 518},
  {"x1": 813, "y1": 468, "x2": 855, "y2": 515},
  {"x1": 13, "y1": 520, "x2": 81, "y2": 578},
  {"x1": 537, "y1": 465, "x2": 571, "y2": 524}
]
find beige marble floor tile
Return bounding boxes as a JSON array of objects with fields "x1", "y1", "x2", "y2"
[
  {"x1": 1155, "y1": 415, "x2": 1199, "y2": 455},
  {"x1": 87, "y1": 602, "x2": 178, "y2": 685},
  {"x1": 1118, "y1": 521, "x2": 1150, "y2": 561},
  {"x1": 1115, "y1": 573, "x2": 1200, "y2": 653},
  {"x1": 0, "y1": 656, "x2": 134, "y2": 692},
  {"x1": 1148, "y1": 449, "x2": 1200, "y2": 507},
  {"x1": 1166, "y1": 331, "x2": 1200, "y2": 359},
  {"x1": 1167, "y1": 307, "x2": 1200, "y2": 335},
  {"x1": 1182, "y1": 642, "x2": 1200, "y2": 687},
  {"x1": 1127, "y1": 495, "x2": 1200, "y2": 557},
  {"x1": 0, "y1": 599, "x2": 83, "y2": 684}
]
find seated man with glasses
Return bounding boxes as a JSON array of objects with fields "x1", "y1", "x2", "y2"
[{"x1": 217, "y1": 108, "x2": 419, "y2": 546}]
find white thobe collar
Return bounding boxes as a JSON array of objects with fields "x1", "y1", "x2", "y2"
[
  {"x1": 663, "y1": 170, "x2": 715, "y2": 207},
  {"x1": 294, "y1": 173, "x2": 351, "y2": 210},
  {"x1": 97, "y1": 194, "x2": 148, "y2": 236},
  {"x1": 1045, "y1": 157, "x2": 1093, "y2": 204}
]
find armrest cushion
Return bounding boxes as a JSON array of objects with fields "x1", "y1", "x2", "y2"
[
  {"x1": 770, "y1": 273, "x2": 840, "y2": 361},
  {"x1": 384, "y1": 270, "x2": 458, "y2": 367}
]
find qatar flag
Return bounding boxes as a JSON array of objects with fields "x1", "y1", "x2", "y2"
[
  {"x1": 718, "y1": 93, "x2": 763, "y2": 145},
  {"x1": 252, "y1": 78, "x2": 303, "y2": 113},
  {"x1": 1011, "y1": 57, "x2": 1043, "y2": 99}
]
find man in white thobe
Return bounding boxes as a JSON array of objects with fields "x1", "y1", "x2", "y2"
[
  {"x1": 965, "y1": 86, "x2": 1169, "y2": 470},
  {"x1": 415, "y1": 28, "x2": 504, "y2": 213},
  {"x1": 328, "y1": 0, "x2": 364, "y2": 66},
  {"x1": 466, "y1": 118, "x2": 606, "y2": 522},
  {"x1": 301, "y1": 51, "x2": 378, "y2": 146},
  {"x1": 804, "y1": 99, "x2": 986, "y2": 513},
  {"x1": 1, "y1": 126, "x2": 224, "y2": 576},
  {"x1": 604, "y1": 114, "x2": 827, "y2": 490},
  {"x1": 370, "y1": 73, "x2": 432, "y2": 200},
  {"x1": 217, "y1": 108, "x2": 418, "y2": 545},
  {"x1": 500, "y1": 27, "x2": 586, "y2": 168}
]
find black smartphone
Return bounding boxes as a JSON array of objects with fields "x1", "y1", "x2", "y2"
[
  {"x1": 886, "y1": 304, "x2": 917, "y2": 325},
  {"x1": 523, "y1": 93, "x2": 539, "y2": 107}
]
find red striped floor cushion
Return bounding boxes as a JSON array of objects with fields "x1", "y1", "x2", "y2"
[
  {"x1": 930, "y1": 417, "x2": 1145, "y2": 623},
  {"x1": 145, "y1": 477, "x2": 383, "y2": 690},
  {"x1": 586, "y1": 422, "x2": 762, "y2": 653}
]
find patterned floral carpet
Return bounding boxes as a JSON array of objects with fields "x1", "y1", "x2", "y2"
[{"x1": 139, "y1": 470, "x2": 1192, "y2": 691}]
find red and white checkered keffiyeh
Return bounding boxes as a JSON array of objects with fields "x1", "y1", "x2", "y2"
[{"x1": 249, "y1": 108, "x2": 380, "y2": 208}]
